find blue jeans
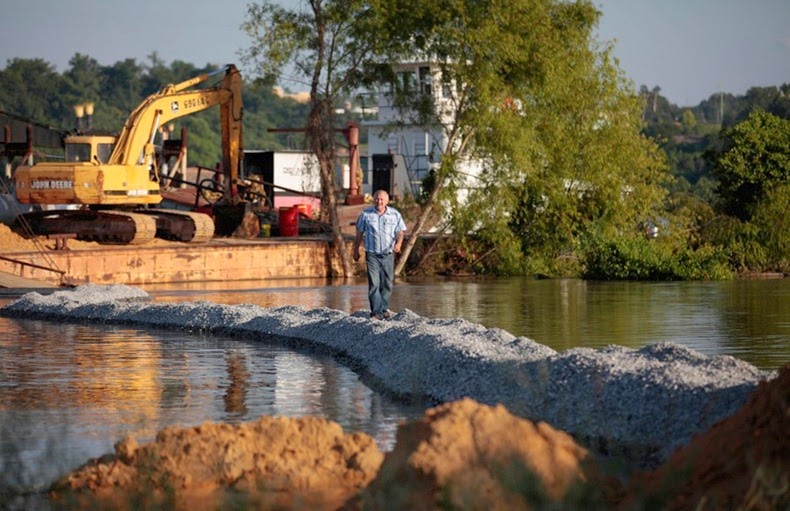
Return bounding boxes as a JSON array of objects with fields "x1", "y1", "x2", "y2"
[{"x1": 365, "y1": 252, "x2": 394, "y2": 315}]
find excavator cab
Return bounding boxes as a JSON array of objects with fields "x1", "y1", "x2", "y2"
[{"x1": 64, "y1": 134, "x2": 116, "y2": 164}]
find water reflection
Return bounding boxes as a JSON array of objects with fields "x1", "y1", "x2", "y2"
[
  {"x1": 223, "y1": 351, "x2": 249, "y2": 416},
  {"x1": 0, "y1": 317, "x2": 424, "y2": 496}
]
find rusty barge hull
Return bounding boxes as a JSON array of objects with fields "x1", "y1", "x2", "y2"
[{"x1": 0, "y1": 237, "x2": 350, "y2": 287}]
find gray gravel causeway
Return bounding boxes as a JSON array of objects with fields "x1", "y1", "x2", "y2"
[{"x1": 1, "y1": 284, "x2": 775, "y2": 467}]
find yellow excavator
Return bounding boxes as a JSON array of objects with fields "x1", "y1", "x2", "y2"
[{"x1": 13, "y1": 64, "x2": 243, "y2": 244}]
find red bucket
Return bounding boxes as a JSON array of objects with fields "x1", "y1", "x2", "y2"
[{"x1": 279, "y1": 206, "x2": 299, "y2": 237}]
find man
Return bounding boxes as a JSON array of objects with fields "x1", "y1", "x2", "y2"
[{"x1": 353, "y1": 189, "x2": 407, "y2": 320}]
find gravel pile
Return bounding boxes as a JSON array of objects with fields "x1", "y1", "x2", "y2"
[{"x1": 2, "y1": 284, "x2": 775, "y2": 467}]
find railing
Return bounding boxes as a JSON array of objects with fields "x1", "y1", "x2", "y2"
[{"x1": 0, "y1": 254, "x2": 70, "y2": 287}]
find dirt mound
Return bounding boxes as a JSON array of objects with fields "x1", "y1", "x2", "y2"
[
  {"x1": 352, "y1": 398, "x2": 615, "y2": 510},
  {"x1": 50, "y1": 399, "x2": 613, "y2": 510},
  {"x1": 50, "y1": 416, "x2": 384, "y2": 511},
  {"x1": 0, "y1": 221, "x2": 192, "y2": 253},
  {"x1": 620, "y1": 364, "x2": 789, "y2": 510},
  {"x1": 0, "y1": 222, "x2": 43, "y2": 252}
]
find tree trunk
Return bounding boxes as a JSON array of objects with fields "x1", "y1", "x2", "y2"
[
  {"x1": 304, "y1": 0, "x2": 354, "y2": 278},
  {"x1": 394, "y1": 178, "x2": 445, "y2": 276},
  {"x1": 318, "y1": 155, "x2": 354, "y2": 277},
  {"x1": 307, "y1": 102, "x2": 354, "y2": 277}
]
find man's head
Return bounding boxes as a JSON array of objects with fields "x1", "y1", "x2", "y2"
[{"x1": 373, "y1": 189, "x2": 389, "y2": 212}]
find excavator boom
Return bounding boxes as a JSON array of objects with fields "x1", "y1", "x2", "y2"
[{"x1": 111, "y1": 65, "x2": 243, "y2": 186}]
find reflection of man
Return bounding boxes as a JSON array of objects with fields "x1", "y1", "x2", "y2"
[
  {"x1": 223, "y1": 352, "x2": 249, "y2": 416},
  {"x1": 353, "y1": 190, "x2": 406, "y2": 320}
]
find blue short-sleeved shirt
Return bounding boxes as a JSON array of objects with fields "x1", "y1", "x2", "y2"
[{"x1": 356, "y1": 206, "x2": 407, "y2": 255}]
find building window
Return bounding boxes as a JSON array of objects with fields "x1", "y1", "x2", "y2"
[
  {"x1": 395, "y1": 71, "x2": 417, "y2": 95},
  {"x1": 419, "y1": 66, "x2": 432, "y2": 95},
  {"x1": 441, "y1": 79, "x2": 453, "y2": 99},
  {"x1": 360, "y1": 156, "x2": 369, "y2": 184}
]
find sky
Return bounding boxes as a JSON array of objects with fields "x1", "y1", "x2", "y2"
[{"x1": 1, "y1": 0, "x2": 788, "y2": 107}]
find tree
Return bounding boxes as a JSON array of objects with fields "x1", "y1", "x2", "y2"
[
  {"x1": 713, "y1": 109, "x2": 790, "y2": 221},
  {"x1": 99, "y1": 58, "x2": 145, "y2": 126},
  {"x1": 0, "y1": 58, "x2": 67, "y2": 126},
  {"x1": 681, "y1": 109, "x2": 697, "y2": 133},
  {"x1": 652, "y1": 86, "x2": 661, "y2": 113},
  {"x1": 241, "y1": 0, "x2": 377, "y2": 277},
  {"x1": 64, "y1": 54, "x2": 103, "y2": 120},
  {"x1": 368, "y1": 0, "x2": 667, "y2": 275}
]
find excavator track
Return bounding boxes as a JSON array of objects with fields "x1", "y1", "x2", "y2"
[
  {"x1": 17, "y1": 210, "x2": 157, "y2": 245},
  {"x1": 144, "y1": 209, "x2": 215, "y2": 243}
]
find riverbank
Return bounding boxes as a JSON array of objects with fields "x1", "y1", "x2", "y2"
[{"x1": 2, "y1": 218, "x2": 785, "y2": 288}]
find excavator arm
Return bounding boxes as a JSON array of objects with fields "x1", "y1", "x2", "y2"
[{"x1": 111, "y1": 64, "x2": 243, "y2": 200}]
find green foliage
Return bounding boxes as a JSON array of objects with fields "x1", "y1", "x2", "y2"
[
  {"x1": 713, "y1": 109, "x2": 790, "y2": 221},
  {"x1": 0, "y1": 58, "x2": 69, "y2": 125},
  {"x1": 688, "y1": 110, "x2": 790, "y2": 274},
  {"x1": 581, "y1": 231, "x2": 733, "y2": 281},
  {"x1": 579, "y1": 191, "x2": 738, "y2": 280},
  {"x1": 749, "y1": 183, "x2": 790, "y2": 273},
  {"x1": 179, "y1": 112, "x2": 221, "y2": 167},
  {"x1": 680, "y1": 109, "x2": 697, "y2": 132},
  {"x1": 641, "y1": 85, "x2": 789, "y2": 207},
  {"x1": 396, "y1": 0, "x2": 672, "y2": 277},
  {"x1": 702, "y1": 210, "x2": 788, "y2": 274},
  {"x1": 703, "y1": 216, "x2": 769, "y2": 273},
  {"x1": 0, "y1": 55, "x2": 314, "y2": 165},
  {"x1": 582, "y1": 234, "x2": 669, "y2": 280}
]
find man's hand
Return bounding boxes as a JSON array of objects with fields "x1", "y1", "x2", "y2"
[
  {"x1": 394, "y1": 232, "x2": 404, "y2": 254},
  {"x1": 353, "y1": 247, "x2": 361, "y2": 261}
]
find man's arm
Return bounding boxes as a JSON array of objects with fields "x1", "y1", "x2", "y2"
[{"x1": 353, "y1": 230, "x2": 364, "y2": 261}]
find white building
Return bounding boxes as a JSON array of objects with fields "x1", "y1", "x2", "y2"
[{"x1": 362, "y1": 60, "x2": 483, "y2": 203}]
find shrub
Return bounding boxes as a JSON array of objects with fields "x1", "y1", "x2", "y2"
[{"x1": 581, "y1": 232, "x2": 733, "y2": 281}]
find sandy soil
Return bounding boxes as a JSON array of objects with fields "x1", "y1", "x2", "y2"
[
  {"x1": 49, "y1": 399, "x2": 614, "y2": 511},
  {"x1": 0, "y1": 222, "x2": 184, "y2": 253}
]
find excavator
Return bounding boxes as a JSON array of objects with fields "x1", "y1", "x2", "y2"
[{"x1": 12, "y1": 64, "x2": 243, "y2": 244}]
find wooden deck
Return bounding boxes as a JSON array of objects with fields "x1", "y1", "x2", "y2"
[{"x1": 0, "y1": 270, "x2": 58, "y2": 290}]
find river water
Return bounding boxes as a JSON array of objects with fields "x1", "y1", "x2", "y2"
[
  {"x1": 142, "y1": 276, "x2": 789, "y2": 369},
  {"x1": 0, "y1": 276, "x2": 787, "y2": 500}
]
